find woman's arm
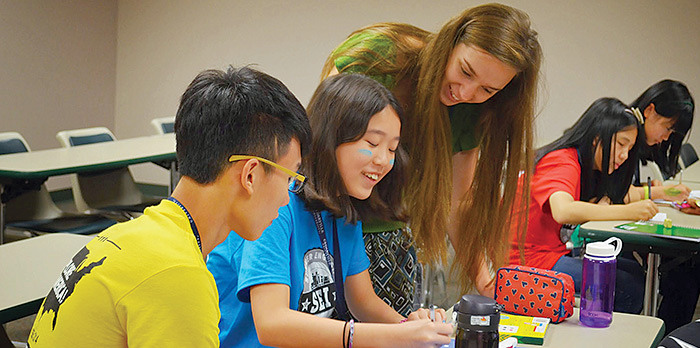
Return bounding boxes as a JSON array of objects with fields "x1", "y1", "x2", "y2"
[
  {"x1": 474, "y1": 257, "x2": 495, "y2": 296},
  {"x1": 250, "y1": 284, "x2": 452, "y2": 348},
  {"x1": 653, "y1": 183, "x2": 691, "y2": 201},
  {"x1": 549, "y1": 191, "x2": 658, "y2": 225},
  {"x1": 450, "y1": 149, "x2": 493, "y2": 295},
  {"x1": 626, "y1": 183, "x2": 690, "y2": 203},
  {"x1": 447, "y1": 148, "x2": 479, "y2": 246},
  {"x1": 625, "y1": 185, "x2": 646, "y2": 203}
]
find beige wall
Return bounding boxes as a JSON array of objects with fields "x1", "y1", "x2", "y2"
[
  {"x1": 4, "y1": 1, "x2": 700, "y2": 187},
  {"x1": 1, "y1": 0, "x2": 117, "y2": 189},
  {"x1": 115, "y1": 0, "x2": 700, "y2": 185},
  {"x1": 1, "y1": 0, "x2": 117, "y2": 149}
]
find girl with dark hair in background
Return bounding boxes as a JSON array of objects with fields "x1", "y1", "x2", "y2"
[
  {"x1": 628, "y1": 79, "x2": 695, "y2": 201},
  {"x1": 508, "y1": 98, "x2": 656, "y2": 313},
  {"x1": 629, "y1": 80, "x2": 699, "y2": 333}
]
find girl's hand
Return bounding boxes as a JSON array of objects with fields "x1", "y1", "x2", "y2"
[
  {"x1": 626, "y1": 200, "x2": 659, "y2": 221},
  {"x1": 661, "y1": 184, "x2": 691, "y2": 201},
  {"x1": 393, "y1": 319, "x2": 453, "y2": 348},
  {"x1": 406, "y1": 307, "x2": 447, "y2": 323}
]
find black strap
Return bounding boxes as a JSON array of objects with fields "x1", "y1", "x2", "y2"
[
  {"x1": 166, "y1": 197, "x2": 202, "y2": 253},
  {"x1": 311, "y1": 211, "x2": 349, "y2": 320}
]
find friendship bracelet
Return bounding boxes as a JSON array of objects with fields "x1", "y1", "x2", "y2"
[
  {"x1": 342, "y1": 320, "x2": 348, "y2": 348},
  {"x1": 399, "y1": 318, "x2": 409, "y2": 323},
  {"x1": 348, "y1": 319, "x2": 355, "y2": 348}
]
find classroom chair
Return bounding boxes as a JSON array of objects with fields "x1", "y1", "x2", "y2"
[
  {"x1": 680, "y1": 143, "x2": 698, "y2": 169},
  {"x1": 639, "y1": 161, "x2": 665, "y2": 183},
  {"x1": 55, "y1": 127, "x2": 163, "y2": 216},
  {"x1": 0, "y1": 132, "x2": 117, "y2": 237},
  {"x1": 150, "y1": 116, "x2": 175, "y2": 135}
]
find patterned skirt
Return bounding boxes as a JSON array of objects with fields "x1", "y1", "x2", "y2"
[{"x1": 363, "y1": 228, "x2": 417, "y2": 317}]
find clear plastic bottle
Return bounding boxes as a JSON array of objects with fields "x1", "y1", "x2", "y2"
[
  {"x1": 579, "y1": 237, "x2": 622, "y2": 328},
  {"x1": 454, "y1": 294, "x2": 500, "y2": 348}
]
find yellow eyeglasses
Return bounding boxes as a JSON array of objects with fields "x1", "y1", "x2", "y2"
[{"x1": 228, "y1": 155, "x2": 306, "y2": 193}]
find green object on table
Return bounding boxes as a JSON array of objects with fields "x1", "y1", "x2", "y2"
[{"x1": 615, "y1": 221, "x2": 700, "y2": 241}]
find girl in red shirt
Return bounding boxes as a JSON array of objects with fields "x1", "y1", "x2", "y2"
[{"x1": 510, "y1": 97, "x2": 657, "y2": 313}]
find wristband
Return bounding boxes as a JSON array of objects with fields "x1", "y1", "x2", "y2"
[
  {"x1": 644, "y1": 185, "x2": 650, "y2": 200},
  {"x1": 342, "y1": 320, "x2": 348, "y2": 348},
  {"x1": 348, "y1": 319, "x2": 354, "y2": 348}
]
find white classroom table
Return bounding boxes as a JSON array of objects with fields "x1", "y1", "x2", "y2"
[
  {"x1": 444, "y1": 307, "x2": 664, "y2": 348},
  {"x1": 0, "y1": 233, "x2": 93, "y2": 345},
  {"x1": 0, "y1": 134, "x2": 177, "y2": 243},
  {"x1": 519, "y1": 307, "x2": 665, "y2": 348}
]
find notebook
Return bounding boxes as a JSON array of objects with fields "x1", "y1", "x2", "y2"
[
  {"x1": 614, "y1": 221, "x2": 700, "y2": 242},
  {"x1": 499, "y1": 313, "x2": 550, "y2": 345}
]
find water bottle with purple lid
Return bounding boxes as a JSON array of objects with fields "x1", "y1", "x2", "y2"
[{"x1": 580, "y1": 237, "x2": 622, "y2": 328}]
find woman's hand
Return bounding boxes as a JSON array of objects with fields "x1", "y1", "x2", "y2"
[
  {"x1": 406, "y1": 307, "x2": 447, "y2": 323},
  {"x1": 392, "y1": 319, "x2": 453, "y2": 348},
  {"x1": 625, "y1": 200, "x2": 659, "y2": 221}
]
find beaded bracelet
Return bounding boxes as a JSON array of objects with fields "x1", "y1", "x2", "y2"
[{"x1": 348, "y1": 319, "x2": 355, "y2": 348}]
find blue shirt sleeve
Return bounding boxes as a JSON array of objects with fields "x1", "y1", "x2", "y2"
[
  {"x1": 236, "y1": 203, "x2": 294, "y2": 303},
  {"x1": 346, "y1": 220, "x2": 370, "y2": 277}
]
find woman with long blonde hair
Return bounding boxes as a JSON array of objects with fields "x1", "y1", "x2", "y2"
[{"x1": 321, "y1": 3, "x2": 542, "y2": 310}]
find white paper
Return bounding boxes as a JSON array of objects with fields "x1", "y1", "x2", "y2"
[{"x1": 649, "y1": 212, "x2": 667, "y2": 223}]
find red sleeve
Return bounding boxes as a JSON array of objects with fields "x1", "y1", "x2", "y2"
[{"x1": 531, "y1": 148, "x2": 581, "y2": 213}]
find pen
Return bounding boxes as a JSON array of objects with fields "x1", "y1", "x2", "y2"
[
  {"x1": 648, "y1": 177, "x2": 652, "y2": 200},
  {"x1": 680, "y1": 169, "x2": 683, "y2": 185},
  {"x1": 430, "y1": 305, "x2": 436, "y2": 322}
]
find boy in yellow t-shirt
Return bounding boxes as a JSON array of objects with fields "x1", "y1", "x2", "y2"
[{"x1": 28, "y1": 66, "x2": 311, "y2": 348}]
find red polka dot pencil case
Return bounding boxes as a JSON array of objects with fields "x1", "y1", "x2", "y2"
[{"x1": 494, "y1": 265, "x2": 575, "y2": 323}]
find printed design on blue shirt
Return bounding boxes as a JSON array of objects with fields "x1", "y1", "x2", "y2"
[{"x1": 298, "y1": 248, "x2": 336, "y2": 317}]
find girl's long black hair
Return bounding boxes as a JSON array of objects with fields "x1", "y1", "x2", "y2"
[
  {"x1": 630, "y1": 80, "x2": 694, "y2": 178},
  {"x1": 536, "y1": 98, "x2": 642, "y2": 204}
]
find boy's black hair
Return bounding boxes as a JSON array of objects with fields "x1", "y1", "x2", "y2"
[
  {"x1": 537, "y1": 97, "x2": 641, "y2": 204},
  {"x1": 175, "y1": 66, "x2": 311, "y2": 184}
]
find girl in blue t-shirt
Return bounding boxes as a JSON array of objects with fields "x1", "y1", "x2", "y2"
[{"x1": 207, "y1": 73, "x2": 452, "y2": 348}]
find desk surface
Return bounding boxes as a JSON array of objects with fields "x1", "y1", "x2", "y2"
[
  {"x1": 519, "y1": 307, "x2": 664, "y2": 347},
  {"x1": 0, "y1": 134, "x2": 175, "y2": 182},
  {"x1": 0, "y1": 233, "x2": 93, "y2": 323},
  {"x1": 580, "y1": 207, "x2": 700, "y2": 251}
]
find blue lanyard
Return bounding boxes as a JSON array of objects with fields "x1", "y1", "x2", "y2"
[
  {"x1": 311, "y1": 211, "x2": 348, "y2": 320},
  {"x1": 312, "y1": 211, "x2": 337, "y2": 276},
  {"x1": 167, "y1": 197, "x2": 202, "y2": 253}
]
